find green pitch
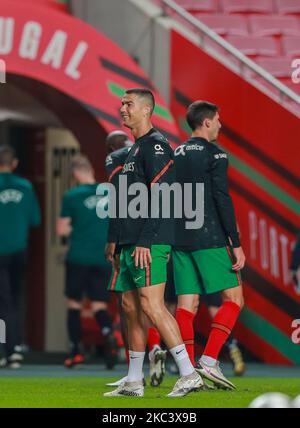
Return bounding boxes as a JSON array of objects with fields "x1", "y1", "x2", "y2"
[{"x1": 1, "y1": 377, "x2": 300, "y2": 408}]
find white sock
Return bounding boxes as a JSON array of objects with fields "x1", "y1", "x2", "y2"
[
  {"x1": 201, "y1": 355, "x2": 217, "y2": 367},
  {"x1": 169, "y1": 344, "x2": 195, "y2": 377},
  {"x1": 127, "y1": 351, "x2": 145, "y2": 382},
  {"x1": 149, "y1": 344, "x2": 161, "y2": 362}
]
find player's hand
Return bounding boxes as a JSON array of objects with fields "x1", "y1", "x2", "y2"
[
  {"x1": 105, "y1": 243, "x2": 116, "y2": 263},
  {"x1": 112, "y1": 254, "x2": 120, "y2": 273},
  {"x1": 232, "y1": 247, "x2": 246, "y2": 271},
  {"x1": 132, "y1": 247, "x2": 152, "y2": 269}
]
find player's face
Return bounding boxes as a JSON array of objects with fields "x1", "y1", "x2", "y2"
[
  {"x1": 208, "y1": 112, "x2": 221, "y2": 141},
  {"x1": 120, "y1": 93, "x2": 147, "y2": 129}
]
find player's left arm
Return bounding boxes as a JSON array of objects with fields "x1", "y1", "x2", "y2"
[
  {"x1": 56, "y1": 217, "x2": 72, "y2": 237},
  {"x1": 133, "y1": 141, "x2": 174, "y2": 269},
  {"x1": 211, "y1": 149, "x2": 245, "y2": 270},
  {"x1": 56, "y1": 193, "x2": 73, "y2": 237}
]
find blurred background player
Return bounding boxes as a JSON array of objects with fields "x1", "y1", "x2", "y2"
[
  {"x1": 290, "y1": 232, "x2": 300, "y2": 294},
  {"x1": 0, "y1": 145, "x2": 41, "y2": 369},
  {"x1": 104, "y1": 130, "x2": 167, "y2": 388},
  {"x1": 173, "y1": 101, "x2": 246, "y2": 390},
  {"x1": 56, "y1": 154, "x2": 116, "y2": 369}
]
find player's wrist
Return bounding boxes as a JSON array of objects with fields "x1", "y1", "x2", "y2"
[{"x1": 136, "y1": 239, "x2": 151, "y2": 249}]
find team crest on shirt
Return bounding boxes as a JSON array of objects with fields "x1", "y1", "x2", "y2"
[
  {"x1": 214, "y1": 153, "x2": 227, "y2": 159},
  {"x1": 0, "y1": 189, "x2": 23, "y2": 204}
]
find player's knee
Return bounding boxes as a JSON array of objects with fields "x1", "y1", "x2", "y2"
[
  {"x1": 193, "y1": 295, "x2": 200, "y2": 313},
  {"x1": 234, "y1": 292, "x2": 244, "y2": 309},
  {"x1": 223, "y1": 295, "x2": 244, "y2": 309},
  {"x1": 121, "y1": 296, "x2": 135, "y2": 317},
  {"x1": 178, "y1": 295, "x2": 199, "y2": 315},
  {"x1": 91, "y1": 301, "x2": 107, "y2": 313},
  {"x1": 140, "y1": 297, "x2": 163, "y2": 324},
  {"x1": 67, "y1": 299, "x2": 81, "y2": 310},
  {"x1": 238, "y1": 296, "x2": 245, "y2": 309}
]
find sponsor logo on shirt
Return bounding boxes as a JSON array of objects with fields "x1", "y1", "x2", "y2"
[
  {"x1": 186, "y1": 144, "x2": 204, "y2": 151},
  {"x1": 0, "y1": 189, "x2": 23, "y2": 204},
  {"x1": 174, "y1": 146, "x2": 186, "y2": 156},
  {"x1": 154, "y1": 144, "x2": 165, "y2": 155},
  {"x1": 175, "y1": 144, "x2": 204, "y2": 157},
  {"x1": 214, "y1": 153, "x2": 227, "y2": 159},
  {"x1": 122, "y1": 162, "x2": 135, "y2": 173}
]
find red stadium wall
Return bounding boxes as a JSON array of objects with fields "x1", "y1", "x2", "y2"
[{"x1": 171, "y1": 30, "x2": 300, "y2": 365}]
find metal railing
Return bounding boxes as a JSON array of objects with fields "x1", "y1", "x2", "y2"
[{"x1": 160, "y1": 0, "x2": 300, "y2": 109}]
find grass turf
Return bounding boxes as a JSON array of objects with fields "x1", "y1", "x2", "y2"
[{"x1": 0, "y1": 377, "x2": 300, "y2": 408}]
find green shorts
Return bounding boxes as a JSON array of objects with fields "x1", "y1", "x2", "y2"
[
  {"x1": 173, "y1": 246, "x2": 242, "y2": 296},
  {"x1": 107, "y1": 244, "x2": 171, "y2": 293}
]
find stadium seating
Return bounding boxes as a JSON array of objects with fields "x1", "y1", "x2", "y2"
[
  {"x1": 248, "y1": 15, "x2": 300, "y2": 36},
  {"x1": 282, "y1": 37, "x2": 300, "y2": 57},
  {"x1": 194, "y1": 14, "x2": 249, "y2": 36},
  {"x1": 221, "y1": 0, "x2": 274, "y2": 14},
  {"x1": 276, "y1": 0, "x2": 300, "y2": 15},
  {"x1": 226, "y1": 36, "x2": 279, "y2": 56},
  {"x1": 256, "y1": 57, "x2": 293, "y2": 77},
  {"x1": 174, "y1": 0, "x2": 218, "y2": 13},
  {"x1": 170, "y1": 0, "x2": 300, "y2": 96}
]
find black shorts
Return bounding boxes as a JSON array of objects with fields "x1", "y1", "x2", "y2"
[
  {"x1": 65, "y1": 262, "x2": 112, "y2": 302},
  {"x1": 202, "y1": 292, "x2": 222, "y2": 308}
]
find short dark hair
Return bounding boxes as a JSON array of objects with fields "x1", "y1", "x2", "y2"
[
  {"x1": 69, "y1": 154, "x2": 92, "y2": 173},
  {"x1": 106, "y1": 131, "x2": 130, "y2": 154},
  {"x1": 0, "y1": 145, "x2": 16, "y2": 167},
  {"x1": 186, "y1": 101, "x2": 219, "y2": 131},
  {"x1": 125, "y1": 88, "x2": 155, "y2": 115}
]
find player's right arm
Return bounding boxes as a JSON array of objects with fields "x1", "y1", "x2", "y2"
[
  {"x1": 105, "y1": 242, "x2": 116, "y2": 263},
  {"x1": 105, "y1": 153, "x2": 122, "y2": 247},
  {"x1": 56, "y1": 192, "x2": 72, "y2": 237},
  {"x1": 56, "y1": 217, "x2": 72, "y2": 237}
]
